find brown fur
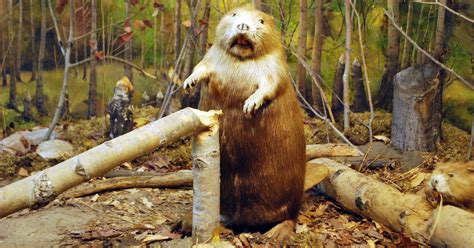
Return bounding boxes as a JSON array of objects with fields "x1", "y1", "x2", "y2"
[
  {"x1": 183, "y1": 6, "x2": 306, "y2": 232},
  {"x1": 426, "y1": 161, "x2": 474, "y2": 211}
]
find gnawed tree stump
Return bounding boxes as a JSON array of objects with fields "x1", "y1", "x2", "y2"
[
  {"x1": 391, "y1": 63, "x2": 440, "y2": 152},
  {"x1": 351, "y1": 59, "x2": 368, "y2": 112},
  {"x1": 107, "y1": 77, "x2": 134, "y2": 139},
  {"x1": 21, "y1": 93, "x2": 33, "y2": 122},
  {"x1": 311, "y1": 158, "x2": 474, "y2": 247}
]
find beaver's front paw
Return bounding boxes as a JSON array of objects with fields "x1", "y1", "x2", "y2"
[
  {"x1": 243, "y1": 92, "x2": 264, "y2": 116},
  {"x1": 183, "y1": 75, "x2": 199, "y2": 93}
]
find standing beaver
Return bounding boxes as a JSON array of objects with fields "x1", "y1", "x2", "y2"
[{"x1": 178, "y1": 5, "x2": 306, "y2": 240}]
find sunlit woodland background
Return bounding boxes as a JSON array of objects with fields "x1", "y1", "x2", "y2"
[{"x1": 0, "y1": 0, "x2": 472, "y2": 134}]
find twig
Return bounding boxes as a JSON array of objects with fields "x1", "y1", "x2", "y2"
[
  {"x1": 69, "y1": 56, "x2": 157, "y2": 79},
  {"x1": 427, "y1": 195, "x2": 443, "y2": 243},
  {"x1": 384, "y1": 9, "x2": 474, "y2": 90},
  {"x1": 414, "y1": 0, "x2": 474, "y2": 24},
  {"x1": 350, "y1": 0, "x2": 374, "y2": 144}
]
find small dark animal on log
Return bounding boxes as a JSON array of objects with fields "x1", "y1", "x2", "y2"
[{"x1": 107, "y1": 76, "x2": 134, "y2": 139}]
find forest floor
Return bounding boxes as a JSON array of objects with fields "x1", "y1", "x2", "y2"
[{"x1": 0, "y1": 106, "x2": 472, "y2": 247}]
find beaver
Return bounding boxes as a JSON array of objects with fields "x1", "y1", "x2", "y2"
[
  {"x1": 426, "y1": 161, "x2": 474, "y2": 211},
  {"x1": 178, "y1": 5, "x2": 306, "y2": 240}
]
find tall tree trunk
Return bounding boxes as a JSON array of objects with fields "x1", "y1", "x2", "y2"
[
  {"x1": 343, "y1": 0, "x2": 351, "y2": 131},
  {"x1": 331, "y1": 55, "x2": 344, "y2": 121},
  {"x1": 6, "y1": 0, "x2": 17, "y2": 110},
  {"x1": 15, "y1": 0, "x2": 23, "y2": 82},
  {"x1": 311, "y1": 0, "x2": 324, "y2": 112},
  {"x1": 35, "y1": 0, "x2": 48, "y2": 116},
  {"x1": 297, "y1": 0, "x2": 308, "y2": 100},
  {"x1": 175, "y1": 0, "x2": 182, "y2": 62},
  {"x1": 29, "y1": 0, "x2": 37, "y2": 82},
  {"x1": 351, "y1": 59, "x2": 368, "y2": 112},
  {"x1": 124, "y1": 0, "x2": 133, "y2": 82},
  {"x1": 199, "y1": 0, "x2": 211, "y2": 59},
  {"x1": 182, "y1": 0, "x2": 199, "y2": 108},
  {"x1": 400, "y1": 0, "x2": 413, "y2": 69},
  {"x1": 88, "y1": 0, "x2": 98, "y2": 119},
  {"x1": 376, "y1": 0, "x2": 400, "y2": 110},
  {"x1": 432, "y1": 0, "x2": 447, "y2": 143}
]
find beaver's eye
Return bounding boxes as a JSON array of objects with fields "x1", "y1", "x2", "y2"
[
  {"x1": 259, "y1": 19, "x2": 264, "y2": 24},
  {"x1": 232, "y1": 13, "x2": 236, "y2": 17},
  {"x1": 448, "y1": 173, "x2": 454, "y2": 177}
]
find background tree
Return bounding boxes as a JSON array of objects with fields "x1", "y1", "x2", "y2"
[
  {"x1": 88, "y1": 0, "x2": 98, "y2": 119},
  {"x1": 6, "y1": 0, "x2": 18, "y2": 110},
  {"x1": 15, "y1": 0, "x2": 23, "y2": 82},
  {"x1": 35, "y1": 0, "x2": 48, "y2": 116},
  {"x1": 343, "y1": 0, "x2": 352, "y2": 130},
  {"x1": 124, "y1": 0, "x2": 133, "y2": 82},
  {"x1": 376, "y1": 0, "x2": 400, "y2": 110},
  {"x1": 29, "y1": 0, "x2": 37, "y2": 82},
  {"x1": 400, "y1": 0, "x2": 413, "y2": 69},
  {"x1": 297, "y1": 0, "x2": 308, "y2": 100},
  {"x1": 311, "y1": 0, "x2": 324, "y2": 112},
  {"x1": 199, "y1": 0, "x2": 211, "y2": 59}
]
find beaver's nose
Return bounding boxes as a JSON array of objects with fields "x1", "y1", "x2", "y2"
[{"x1": 237, "y1": 23, "x2": 249, "y2": 31}]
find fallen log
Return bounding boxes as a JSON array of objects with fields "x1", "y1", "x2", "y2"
[
  {"x1": 305, "y1": 143, "x2": 360, "y2": 160},
  {"x1": 0, "y1": 108, "x2": 221, "y2": 219},
  {"x1": 63, "y1": 170, "x2": 193, "y2": 198},
  {"x1": 310, "y1": 158, "x2": 474, "y2": 247}
]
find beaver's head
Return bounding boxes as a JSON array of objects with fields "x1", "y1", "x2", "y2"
[
  {"x1": 215, "y1": 6, "x2": 281, "y2": 60},
  {"x1": 429, "y1": 161, "x2": 474, "y2": 206}
]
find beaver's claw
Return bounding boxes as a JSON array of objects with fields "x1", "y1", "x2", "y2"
[
  {"x1": 183, "y1": 76, "x2": 198, "y2": 93},
  {"x1": 243, "y1": 92, "x2": 264, "y2": 117}
]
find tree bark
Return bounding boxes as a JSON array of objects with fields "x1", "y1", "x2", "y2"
[
  {"x1": 351, "y1": 59, "x2": 368, "y2": 112},
  {"x1": 400, "y1": 0, "x2": 413, "y2": 69},
  {"x1": 343, "y1": 0, "x2": 351, "y2": 131},
  {"x1": 432, "y1": 0, "x2": 447, "y2": 143},
  {"x1": 0, "y1": 108, "x2": 223, "y2": 219},
  {"x1": 199, "y1": 0, "x2": 211, "y2": 59},
  {"x1": 15, "y1": 0, "x2": 23, "y2": 82},
  {"x1": 311, "y1": 158, "x2": 474, "y2": 247},
  {"x1": 297, "y1": 0, "x2": 308, "y2": 100},
  {"x1": 35, "y1": 0, "x2": 48, "y2": 116},
  {"x1": 124, "y1": 0, "x2": 133, "y2": 82},
  {"x1": 29, "y1": 0, "x2": 37, "y2": 82},
  {"x1": 175, "y1": 0, "x2": 182, "y2": 62},
  {"x1": 6, "y1": 0, "x2": 17, "y2": 110},
  {"x1": 376, "y1": 0, "x2": 400, "y2": 110},
  {"x1": 182, "y1": 0, "x2": 199, "y2": 108},
  {"x1": 88, "y1": 0, "x2": 98, "y2": 119},
  {"x1": 391, "y1": 63, "x2": 440, "y2": 152},
  {"x1": 278, "y1": 0, "x2": 286, "y2": 42},
  {"x1": 331, "y1": 55, "x2": 344, "y2": 121},
  {"x1": 311, "y1": 0, "x2": 324, "y2": 112},
  {"x1": 21, "y1": 93, "x2": 32, "y2": 122},
  {"x1": 305, "y1": 143, "x2": 360, "y2": 160}
]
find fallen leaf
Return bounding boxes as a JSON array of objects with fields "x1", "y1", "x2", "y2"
[
  {"x1": 366, "y1": 238, "x2": 376, "y2": 248},
  {"x1": 18, "y1": 167, "x2": 29, "y2": 177},
  {"x1": 315, "y1": 203, "x2": 329, "y2": 217},
  {"x1": 410, "y1": 173, "x2": 426, "y2": 188},
  {"x1": 141, "y1": 197, "x2": 154, "y2": 208},
  {"x1": 296, "y1": 224, "x2": 309, "y2": 234},
  {"x1": 374, "y1": 135, "x2": 390, "y2": 144},
  {"x1": 121, "y1": 162, "x2": 133, "y2": 170}
]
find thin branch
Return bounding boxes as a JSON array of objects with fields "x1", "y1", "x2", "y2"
[
  {"x1": 104, "y1": 56, "x2": 157, "y2": 79},
  {"x1": 47, "y1": 0, "x2": 65, "y2": 55},
  {"x1": 414, "y1": 0, "x2": 474, "y2": 24},
  {"x1": 383, "y1": 9, "x2": 474, "y2": 90},
  {"x1": 350, "y1": 0, "x2": 374, "y2": 144}
]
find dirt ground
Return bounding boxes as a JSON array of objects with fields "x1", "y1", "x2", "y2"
[{"x1": 0, "y1": 107, "x2": 471, "y2": 247}]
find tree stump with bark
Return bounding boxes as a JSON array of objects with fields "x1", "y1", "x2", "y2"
[
  {"x1": 21, "y1": 93, "x2": 32, "y2": 122},
  {"x1": 107, "y1": 77, "x2": 134, "y2": 139},
  {"x1": 351, "y1": 59, "x2": 368, "y2": 112},
  {"x1": 391, "y1": 63, "x2": 440, "y2": 152}
]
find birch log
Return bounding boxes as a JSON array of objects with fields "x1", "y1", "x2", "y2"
[
  {"x1": 311, "y1": 158, "x2": 474, "y2": 246},
  {"x1": 0, "y1": 108, "x2": 222, "y2": 218},
  {"x1": 192, "y1": 113, "x2": 220, "y2": 243}
]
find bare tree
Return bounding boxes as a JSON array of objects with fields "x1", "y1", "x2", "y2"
[
  {"x1": 29, "y1": 0, "x2": 37, "y2": 82},
  {"x1": 343, "y1": 0, "x2": 351, "y2": 130},
  {"x1": 199, "y1": 0, "x2": 211, "y2": 59},
  {"x1": 15, "y1": 0, "x2": 23, "y2": 82},
  {"x1": 124, "y1": 0, "x2": 133, "y2": 81},
  {"x1": 35, "y1": 0, "x2": 48, "y2": 116},
  {"x1": 175, "y1": 0, "x2": 182, "y2": 62},
  {"x1": 400, "y1": 0, "x2": 413, "y2": 69},
  {"x1": 6, "y1": 0, "x2": 17, "y2": 110},
  {"x1": 311, "y1": 0, "x2": 324, "y2": 111},
  {"x1": 376, "y1": 0, "x2": 400, "y2": 110},
  {"x1": 278, "y1": 0, "x2": 286, "y2": 42},
  {"x1": 88, "y1": 0, "x2": 98, "y2": 119},
  {"x1": 297, "y1": 0, "x2": 308, "y2": 100}
]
